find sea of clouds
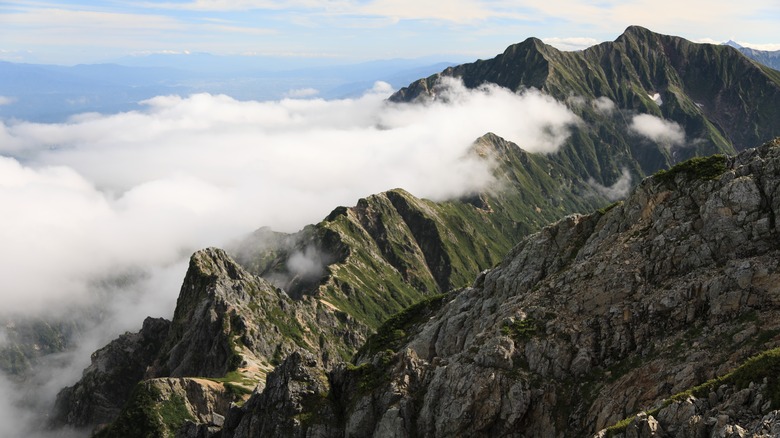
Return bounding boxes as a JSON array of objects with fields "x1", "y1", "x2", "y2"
[{"x1": 0, "y1": 79, "x2": 582, "y2": 436}]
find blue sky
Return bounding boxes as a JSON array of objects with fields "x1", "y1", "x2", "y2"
[{"x1": 1, "y1": 0, "x2": 779, "y2": 65}]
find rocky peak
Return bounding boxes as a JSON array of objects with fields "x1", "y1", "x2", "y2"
[
  {"x1": 189, "y1": 247, "x2": 252, "y2": 283},
  {"x1": 224, "y1": 351, "x2": 337, "y2": 438},
  {"x1": 51, "y1": 317, "x2": 171, "y2": 429},
  {"x1": 615, "y1": 25, "x2": 662, "y2": 44},
  {"x1": 156, "y1": 248, "x2": 259, "y2": 378},
  {"x1": 390, "y1": 27, "x2": 780, "y2": 182}
]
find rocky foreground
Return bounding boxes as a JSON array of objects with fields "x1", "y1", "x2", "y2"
[{"x1": 56, "y1": 138, "x2": 780, "y2": 437}]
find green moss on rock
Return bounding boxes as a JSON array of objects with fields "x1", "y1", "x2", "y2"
[
  {"x1": 357, "y1": 294, "x2": 447, "y2": 359},
  {"x1": 654, "y1": 154, "x2": 728, "y2": 185},
  {"x1": 93, "y1": 383, "x2": 194, "y2": 438}
]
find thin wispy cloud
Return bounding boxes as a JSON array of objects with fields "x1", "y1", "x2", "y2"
[
  {"x1": 629, "y1": 113, "x2": 686, "y2": 148},
  {"x1": 588, "y1": 168, "x2": 632, "y2": 201},
  {"x1": 2, "y1": 0, "x2": 776, "y2": 64},
  {"x1": 542, "y1": 37, "x2": 599, "y2": 51}
]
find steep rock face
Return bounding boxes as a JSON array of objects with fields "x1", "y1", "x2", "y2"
[
  {"x1": 51, "y1": 317, "x2": 170, "y2": 429},
  {"x1": 56, "y1": 248, "x2": 365, "y2": 434},
  {"x1": 227, "y1": 139, "x2": 780, "y2": 437},
  {"x1": 392, "y1": 26, "x2": 780, "y2": 179},
  {"x1": 153, "y1": 247, "x2": 359, "y2": 380},
  {"x1": 225, "y1": 351, "x2": 339, "y2": 438},
  {"x1": 93, "y1": 377, "x2": 239, "y2": 438}
]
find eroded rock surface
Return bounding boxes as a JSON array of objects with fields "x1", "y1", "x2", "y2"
[{"x1": 223, "y1": 139, "x2": 780, "y2": 437}]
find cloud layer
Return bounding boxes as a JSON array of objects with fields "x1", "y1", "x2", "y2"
[
  {"x1": 0, "y1": 79, "x2": 578, "y2": 318},
  {"x1": 629, "y1": 113, "x2": 686, "y2": 148}
]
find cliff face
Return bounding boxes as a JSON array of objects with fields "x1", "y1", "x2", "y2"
[
  {"x1": 217, "y1": 139, "x2": 780, "y2": 437},
  {"x1": 53, "y1": 248, "x2": 365, "y2": 433},
  {"x1": 51, "y1": 317, "x2": 170, "y2": 429}
]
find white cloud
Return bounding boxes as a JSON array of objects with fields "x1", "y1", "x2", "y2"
[
  {"x1": 359, "y1": 0, "x2": 516, "y2": 23},
  {"x1": 591, "y1": 96, "x2": 616, "y2": 115},
  {"x1": 589, "y1": 168, "x2": 632, "y2": 201},
  {"x1": 0, "y1": 79, "x2": 578, "y2": 318},
  {"x1": 629, "y1": 113, "x2": 685, "y2": 148},
  {"x1": 0, "y1": 7, "x2": 183, "y2": 32},
  {"x1": 735, "y1": 41, "x2": 780, "y2": 51},
  {"x1": 0, "y1": 96, "x2": 15, "y2": 106},
  {"x1": 148, "y1": 0, "x2": 528, "y2": 23},
  {"x1": 543, "y1": 37, "x2": 600, "y2": 51},
  {"x1": 285, "y1": 87, "x2": 319, "y2": 98},
  {"x1": 144, "y1": 0, "x2": 336, "y2": 11}
]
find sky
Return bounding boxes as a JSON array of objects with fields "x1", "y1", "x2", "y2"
[{"x1": 0, "y1": 0, "x2": 779, "y2": 65}]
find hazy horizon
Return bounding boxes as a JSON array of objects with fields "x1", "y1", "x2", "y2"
[{"x1": 1, "y1": 1, "x2": 779, "y2": 65}]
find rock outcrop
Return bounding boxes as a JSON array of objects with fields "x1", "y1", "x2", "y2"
[
  {"x1": 92, "y1": 377, "x2": 238, "y2": 438},
  {"x1": 220, "y1": 138, "x2": 780, "y2": 437},
  {"x1": 51, "y1": 317, "x2": 170, "y2": 429},
  {"x1": 54, "y1": 247, "x2": 364, "y2": 436}
]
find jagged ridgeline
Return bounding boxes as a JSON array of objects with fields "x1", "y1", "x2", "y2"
[
  {"x1": 95, "y1": 138, "x2": 780, "y2": 437},
  {"x1": 232, "y1": 132, "x2": 602, "y2": 329},
  {"x1": 393, "y1": 25, "x2": 780, "y2": 180},
  {"x1": 52, "y1": 26, "x2": 780, "y2": 437}
]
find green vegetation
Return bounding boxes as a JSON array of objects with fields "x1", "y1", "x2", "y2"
[
  {"x1": 501, "y1": 318, "x2": 538, "y2": 342},
  {"x1": 245, "y1": 132, "x2": 610, "y2": 338},
  {"x1": 94, "y1": 383, "x2": 194, "y2": 438},
  {"x1": 356, "y1": 294, "x2": 447, "y2": 359},
  {"x1": 346, "y1": 350, "x2": 395, "y2": 395},
  {"x1": 598, "y1": 201, "x2": 623, "y2": 215},
  {"x1": 654, "y1": 155, "x2": 728, "y2": 185},
  {"x1": 207, "y1": 370, "x2": 256, "y2": 398},
  {"x1": 668, "y1": 347, "x2": 780, "y2": 407},
  {"x1": 603, "y1": 347, "x2": 780, "y2": 436},
  {"x1": 603, "y1": 415, "x2": 636, "y2": 438},
  {"x1": 158, "y1": 395, "x2": 195, "y2": 434}
]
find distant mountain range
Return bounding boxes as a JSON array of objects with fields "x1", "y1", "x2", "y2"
[
  {"x1": 724, "y1": 39, "x2": 780, "y2": 70},
  {"x1": 0, "y1": 56, "x2": 464, "y2": 122},
  {"x1": 393, "y1": 26, "x2": 780, "y2": 184}
]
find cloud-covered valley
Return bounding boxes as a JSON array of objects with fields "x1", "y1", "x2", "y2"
[{"x1": 0, "y1": 80, "x2": 579, "y2": 319}]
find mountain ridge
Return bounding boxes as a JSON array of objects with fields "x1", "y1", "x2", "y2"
[
  {"x1": 45, "y1": 27, "x2": 780, "y2": 437},
  {"x1": 392, "y1": 26, "x2": 780, "y2": 183}
]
